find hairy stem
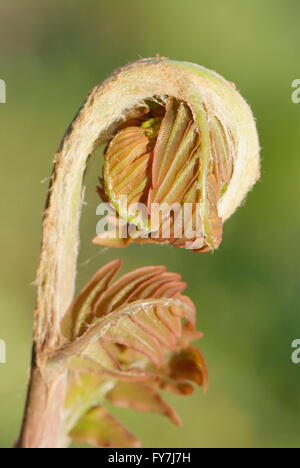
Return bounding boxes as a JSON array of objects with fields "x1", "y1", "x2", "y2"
[{"x1": 17, "y1": 350, "x2": 68, "y2": 448}]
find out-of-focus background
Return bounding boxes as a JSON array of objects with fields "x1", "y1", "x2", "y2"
[{"x1": 0, "y1": 0, "x2": 299, "y2": 448}]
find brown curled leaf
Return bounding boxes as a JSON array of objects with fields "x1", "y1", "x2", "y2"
[{"x1": 107, "y1": 381, "x2": 181, "y2": 426}]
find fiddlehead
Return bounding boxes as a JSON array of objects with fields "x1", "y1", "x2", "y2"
[{"x1": 18, "y1": 58, "x2": 260, "y2": 448}]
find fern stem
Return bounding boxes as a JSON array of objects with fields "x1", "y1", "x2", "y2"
[{"x1": 17, "y1": 352, "x2": 68, "y2": 448}]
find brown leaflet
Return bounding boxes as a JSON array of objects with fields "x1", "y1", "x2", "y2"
[
  {"x1": 169, "y1": 346, "x2": 209, "y2": 393},
  {"x1": 61, "y1": 259, "x2": 121, "y2": 339},
  {"x1": 92, "y1": 265, "x2": 166, "y2": 318},
  {"x1": 107, "y1": 381, "x2": 181, "y2": 426}
]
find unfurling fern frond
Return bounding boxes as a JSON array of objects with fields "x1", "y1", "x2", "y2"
[
  {"x1": 94, "y1": 96, "x2": 228, "y2": 252},
  {"x1": 18, "y1": 59, "x2": 260, "y2": 449},
  {"x1": 53, "y1": 260, "x2": 207, "y2": 448}
]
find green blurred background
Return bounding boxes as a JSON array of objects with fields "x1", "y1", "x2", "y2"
[{"x1": 0, "y1": 0, "x2": 299, "y2": 448}]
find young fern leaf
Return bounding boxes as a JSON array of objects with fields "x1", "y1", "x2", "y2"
[
  {"x1": 94, "y1": 63, "x2": 260, "y2": 253},
  {"x1": 53, "y1": 261, "x2": 207, "y2": 448},
  {"x1": 61, "y1": 259, "x2": 122, "y2": 340}
]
